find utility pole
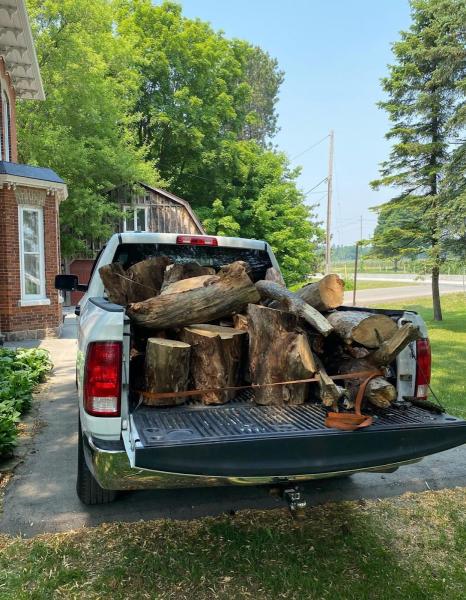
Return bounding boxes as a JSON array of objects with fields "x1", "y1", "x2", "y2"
[
  {"x1": 325, "y1": 129, "x2": 334, "y2": 274},
  {"x1": 352, "y1": 241, "x2": 360, "y2": 307},
  {"x1": 360, "y1": 215, "x2": 363, "y2": 241}
]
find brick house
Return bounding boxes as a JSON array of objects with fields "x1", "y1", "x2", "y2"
[{"x1": 0, "y1": 1, "x2": 67, "y2": 342}]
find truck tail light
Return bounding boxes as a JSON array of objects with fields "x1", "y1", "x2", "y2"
[
  {"x1": 415, "y1": 339, "x2": 431, "y2": 400},
  {"x1": 84, "y1": 342, "x2": 122, "y2": 416},
  {"x1": 176, "y1": 235, "x2": 218, "y2": 246}
]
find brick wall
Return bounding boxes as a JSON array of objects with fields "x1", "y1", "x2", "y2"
[{"x1": 0, "y1": 185, "x2": 62, "y2": 340}]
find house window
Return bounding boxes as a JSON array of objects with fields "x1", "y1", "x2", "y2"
[
  {"x1": 123, "y1": 205, "x2": 148, "y2": 231},
  {"x1": 19, "y1": 206, "x2": 46, "y2": 299},
  {"x1": 2, "y1": 90, "x2": 10, "y2": 161}
]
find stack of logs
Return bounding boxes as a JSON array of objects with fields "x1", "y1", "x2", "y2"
[{"x1": 100, "y1": 258, "x2": 420, "y2": 410}]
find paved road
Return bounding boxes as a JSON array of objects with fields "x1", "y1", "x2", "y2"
[
  {"x1": 344, "y1": 282, "x2": 461, "y2": 305},
  {"x1": 1, "y1": 309, "x2": 465, "y2": 538}
]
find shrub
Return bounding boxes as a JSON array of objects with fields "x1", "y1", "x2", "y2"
[{"x1": 0, "y1": 347, "x2": 52, "y2": 456}]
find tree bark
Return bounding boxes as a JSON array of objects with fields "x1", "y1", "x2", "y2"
[
  {"x1": 367, "y1": 323, "x2": 420, "y2": 366},
  {"x1": 99, "y1": 263, "x2": 128, "y2": 305},
  {"x1": 333, "y1": 358, "x2": 396, "y2": 409},
  {"x1": 126, "y1": 257, "x2": 173, "y2": 302},
  {"x1": 326, "y1": 310, "x2": 397, "y2": 348},
  {"x1": 161, "y1": 262, "x2": 216, "y2": 291},
  {"x1": 295, "y1": 274, "x2": 345, "y2": 311},
  {"x1": 144, "y1": 338, "x2": 191, "y2": 406},
  {"x1": 180, "y1": 325, "x2": 247, "y2": 404},
  {"x1": 432, "y1": 265, "x2": 443, "y2": 321},
  {"x1": 127, "y1": 261, "x2": 260, "y2": 330},
  {"x1": 160, "y1": 274, "x2": 219, "y2": 295},
  {"x1": 255, "y1": 280, "x2": 333, "y2": 336},
  {"x1": 247, "y1": 304, "x2": 317, "y2": 405},
  {"x1": 314, "y1": 356, "x2": 347, "y2": 408}
]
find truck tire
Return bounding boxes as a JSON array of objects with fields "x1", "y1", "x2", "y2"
[{"x1": 77, "y1": 423, "x2": 117, "y2": 505}]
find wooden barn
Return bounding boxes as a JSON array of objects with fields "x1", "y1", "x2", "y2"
[
  {"x1": 108, "y1": 182, "x2": 205, "y2": 235},
  {"x1": 67, "y1": 184, "x2": 205, "y2": 305}
]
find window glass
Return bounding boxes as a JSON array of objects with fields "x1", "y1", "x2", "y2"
[
  {"x1": 21, "y1": 207, "x2": 44, "y2": 298},
  {"x1": 135, "y1": 208, "x2": 146, "y2": 231}
]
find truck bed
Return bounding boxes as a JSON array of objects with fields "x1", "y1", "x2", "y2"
[{"x1": 130, "y1": 395, "x2": 466, "y2": 477}]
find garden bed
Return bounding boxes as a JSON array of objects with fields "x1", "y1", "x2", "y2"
[{"x1": 0, "y1": 347, "x2": 52, "y2": 456}]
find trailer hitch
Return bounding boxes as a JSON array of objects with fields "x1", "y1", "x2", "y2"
[{"x1": 282, "y1": 485, "x2": 307, "y2": 518}]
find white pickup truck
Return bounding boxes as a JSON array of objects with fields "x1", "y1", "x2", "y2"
[{"x1": 56, "y1": 232, "x2": 466, "y2": 505}]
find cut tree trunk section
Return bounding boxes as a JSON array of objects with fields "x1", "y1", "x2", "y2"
[
  {"x1": 247, "y1": 304, "x2": 317, "y2": 405},
  {"x1": 127, "y1": 261, "x2": 260, "y2": 330},
  {"x1": 326, "y1": 310, "x2": 397, "y2": 348},
  {"x1": 180, "y1": 324, "x2": 247, "y2": 404},
  {"x1": 334, "y1": 358, "x2": 396, "y2": 409},
  {"x1": 295, "y1": 274, "x2": 344, "y2": 311},
  {"x1": 367, "y1": 323, "x2": 420, "y2": 366},
  {"x1": 160, "y1": 274, "x2": 219, "y2": 295},
  {"x1": 144, "y1": 338, "x2": 191, "y2": 406},
  {"x1": 161, "y1": 262, "x2": 216, "y2": 292},
  {"x1": 99, "y1": 263, "x2": 128, "y2": 305},
  {"x1": 126, "y1": 257, "x2": 173, "y2": 303},
  {"x1": 255, "y1": 280, "x2": 333, "y2": 336}
]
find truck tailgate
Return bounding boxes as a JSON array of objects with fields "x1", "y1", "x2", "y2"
[{"x1": 130, "y1": 396, "x2": 466, "y2": 477}]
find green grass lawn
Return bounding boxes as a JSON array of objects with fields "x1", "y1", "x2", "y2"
[
  {"x1": 290, "y1": 279, "x2": 416, "y2": 292},
  {"x1": 369, "y1": 293, "x2": 466, "y2": 419},
  {"x1": 1, "y1": 488, "x2": 465, "y2": 599}
]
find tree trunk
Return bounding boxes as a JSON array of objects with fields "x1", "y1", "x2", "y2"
[
  {"x1": 161, "y1": 262, "x2": 216, "y2": 292},
  {"x1": 295, "y1": 274, "x2": 344, "y2": 311},
  {"x1": 432, "y1": 265, "x2": 443, "y2": 321},
  {"x1": 127, "y1": 261, "x2": 260, "y2": 330},
  {"x1": 255, "y1": 280, "x2": 333, "y2": 336},
  {"x1": 160, "y1": 274, "x2": 219, "y2": 295},
  {"x1": 326, "y1": 310, "x2": 397, "y2": 348},
  {"x1": 143, "y1": 338, "x2": 191, "y2": 406},
  {"x1": 247, "y1": 304, "x2": 317, "y2": 405},
  {"x1": 180, "y1": 325, "x2": 247, "y2": 404}
]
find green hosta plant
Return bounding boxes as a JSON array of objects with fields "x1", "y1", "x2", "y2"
[{"x1": 0, "y1": 347, "x2": 52, "y2": 456}]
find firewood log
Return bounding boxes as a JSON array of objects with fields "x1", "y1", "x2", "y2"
[
  {"x1": 314, "y1": 355, "x2": 347, "y2": 408},
  {"x1": 161, "y1": 262, "x2": 216, "y2": 291},
  {"x1": 233, "y1": 313, "x2": 249, "y2": 331},
  {"x1": 367, "y1": 323, "x2": 420, "y2": 366},
  {"x1": 326, "y1": 310, "x2": 397, "y2": 348},
  {"x1": 127, "y1": 261, "x2": 260, "y2": 330},
  {"x1": 126, "y1": 257, "x2": 172, "y2": 302},
  {"x1": 333, "y1": 358, "x2": 396, "y2": 408},
  {"x1": 247, "y1": 304, "x2": 317, "y2": 405},
  {"x1": 255, "y1": 280, "x2": 333, "y2": 336},
  {"x1": 144, "y1": 338, "x2": 191, "y2": 406},
  {"x1": 180, "y1": 325, "x2": 247, "y2": 404},
  {"x1": 160, "y1": 274, "x2": 219, "y2": 295},
  {"x1": 265, "y1": 267, "x2": 286, "y2": 286},
  {"x1": 295, "y1": 274, "x2": 344, "y2": 311},
  {"x1": 99, "y1": 263, "x2": 128, "y2": 305}
]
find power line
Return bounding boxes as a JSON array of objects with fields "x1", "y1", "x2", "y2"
[
  {"x1": 290, "y1": 134, "x2": 329, "y2": 162},
  {"x1": 303, "y1": 177, "x2": 328, "y2": 196}
]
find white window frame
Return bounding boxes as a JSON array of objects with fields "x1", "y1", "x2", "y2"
[
  {"x1": 122, "y1": 205, "x2": 149, "y2": 232},
  {"x1": 2, "y1": 89, "x2": 10, "y2": 162},
  {"x1": 18, "y1": 205, "x2": 48, "y2": 305}
]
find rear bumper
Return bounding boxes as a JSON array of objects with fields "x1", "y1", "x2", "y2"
[{"x1": 82, "y1": 416, "x2": 466, "y2": 490}]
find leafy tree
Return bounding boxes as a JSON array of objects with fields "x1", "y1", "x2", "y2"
[
  {"x1": 371, "y1": 0, "x2": 466, "y2": 320},
  {"x1": 117, "y1": 0, "x2": 284, "y2": 202},
  {"x1": 198, "y1": 143, "x2": 324, "y2": 284},
  {"x1": 17, "y1": 0, "x2": 155, "y2": 256}
]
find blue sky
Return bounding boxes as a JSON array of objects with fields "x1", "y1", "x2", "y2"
[{"x1": 178, "y1": 0, "x2": 412, "y2": 244}]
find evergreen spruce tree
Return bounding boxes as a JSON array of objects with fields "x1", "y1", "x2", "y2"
[{"x1": 371, "y1": 0, "x2": 466, "y2": 320}]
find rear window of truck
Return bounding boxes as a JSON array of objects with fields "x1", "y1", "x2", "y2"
[{"x1": 112, "y1": 243, "x2": 273, "y2": 282}]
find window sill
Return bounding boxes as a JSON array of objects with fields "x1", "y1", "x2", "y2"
[{"x1": 18, "y1": 298, "x2": 51, "y2": 307}]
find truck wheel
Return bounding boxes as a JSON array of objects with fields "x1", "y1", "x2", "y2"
[{"x1": 77, "y1": 424, "x2": 117, "y2": 505}]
